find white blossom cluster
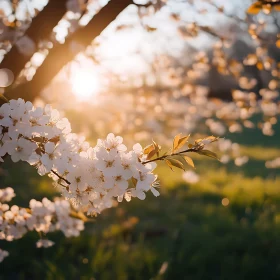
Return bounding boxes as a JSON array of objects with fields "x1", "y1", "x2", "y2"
[
  {"x1": 0, "y1": 187, "x2": 15, "y2": 203},
  {"x1": 0, "y1": 99, "x2": 159, "y2": 216},
  {"x1": 0, "y1": 187, "x2": 85, "y2": 262},
  {"x1": 265, "y1": 158, "x2": 280, "y2": 169}
]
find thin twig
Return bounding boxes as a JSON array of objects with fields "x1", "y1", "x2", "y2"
[
  {"x1": 51, "y1": 169, "x2": 70, "y2": 185},
  {"x1": 142, "y1": 148, "x2": 198, "y2": 164}
]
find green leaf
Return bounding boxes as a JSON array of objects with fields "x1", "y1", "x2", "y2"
[{"x1": 197, "y1": 150, "x2": 219, "y2": 160}]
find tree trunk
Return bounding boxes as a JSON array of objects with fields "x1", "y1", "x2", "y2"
[
  {"x1": 0, "y1": 0, "x2": 68, "y2": 79},
  {"x1": 5, "y1": 0, "x2": 133, "y2": 102}
]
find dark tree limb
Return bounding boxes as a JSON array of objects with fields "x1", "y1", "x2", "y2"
[
  {"x1": 0, "y1": 0, "x2": 68, "y2": 79},
  {"x1": 4, "y1": 0, "x2": 133, "y2": 102}
]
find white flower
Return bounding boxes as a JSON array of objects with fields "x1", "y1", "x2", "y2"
[
  {"x1": 150, "y1": 186, "x2": 160, "y2": 197},
  {"x1": 234, "y1": 156, "x2": 248, "y2": 167},
  {"x1": 120, "y1": 152, "x2": 138, "y2": 179},
  {"x1": 36, "y1": 239, "x2": 55, "y2": 248},
  {"x1": 28, "y1": 153, "x2": 50, "y2": 176},
  {"x1": 131, "y1": 189, "x2": 146, "y2": 200},
  {"x1": 104, "y1": 173, "x2": 128, "y2": 191},
  {"x1": 40, "y1": 142, "x2": 60, "y2": 172},
  {"x1": 0, "y1": 187, "x2": 15, "y2": 202},
  {"x1": 67, "y1": 167, "x2": 87, "y2": 192},
  {"x1": 95, "y1": 148, "x2": 123, "y2": 176},
  {"x1": 0, "y1": 103, "x2": 12, "y2": 127},
  {"x1": 0, "y1": 249, "x2": 9, "y2": 263},
  {"x1": 103, "y1": 133, "x2": 127, "y2": 152},
  {"x1": 133, "y1": 143, "x2": 143, "y2": 158},
  {"x1": 4, "y1": 138, "x2": 37, "y2": 162},
  {"x1": 135, "y1": 171, "x2": 157, "y2": 192},
  {"x1": 56, "y1": 118, "x2": 71, "y2": 134}
]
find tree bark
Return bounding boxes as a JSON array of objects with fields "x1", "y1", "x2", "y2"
[
  {"x1": 5, "y1": 0, "x2": 133, "y2": 102},
  {"x1": 0, "y1": 0, "x2": 68, "y2": 79}
]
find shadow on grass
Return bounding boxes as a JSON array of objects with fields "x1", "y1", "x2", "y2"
[{"x1": 2, "y1": 180, "x2": 280, "y2": 280}]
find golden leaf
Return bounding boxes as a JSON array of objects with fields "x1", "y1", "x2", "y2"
[
  {"x1": 276, "y1": 40, "x2": 280, "y2": 49},
  {"x1": 143, "y1": 144, "x2": 154, "y2": 155},
  {"x1": 183, "y1": 156, "x2": 195, "y2": 168},
  {"x1": 152, "y1": 140, "x2": 161, "y2": 151},
  {"x1": 165, "y1": 159, "x2": 174, "y2": 171},
  {"x1": 197, "y1": 150, "x2": 219, "y2": 160},
  {"x1": 172, "y1": 133, "x2": 182, "y2": 152},
  {"x1": 204, "y1": 136, "x2": 218, "y2": 142},
  {"x1": 166, "y1": 158, "x2": 185, "y2": 171},
  {"x1": 152, "y1": 140, "x2": 161, "y2": 157},
  {"x1": 147, "y1": 149, "x2": 157, "y2": 160},
  {"x1": 176, "y1": 135, "x2": 190, "y2": 151}
]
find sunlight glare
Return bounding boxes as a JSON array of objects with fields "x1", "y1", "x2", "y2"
[{"x1": 71, "y1": 68, "x2": 100, "y2": 101}]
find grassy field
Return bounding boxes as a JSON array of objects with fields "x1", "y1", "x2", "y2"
[{"x1": 0, "y1": 127, "x2": 280, "y2": 280}]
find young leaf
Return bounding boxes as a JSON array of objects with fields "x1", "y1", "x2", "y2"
[
  {"x1": 172, "y1": 133, "x2": 182, "y2": 153},
  {"x1": 197, "y1": 150, "x2": 219, "y2": 160},
  {"x1": 165, "y1": 159, "x2": 174, "y2": 171},
  {"x1": 143, "y1": 144, "x2": 154, "y2": 155},
  {"x1": 167, "y1": 158, "x2": 185, "y2": 171},
  {"x1": 152, "y1": 140, "x2": 161, "y2": 151},
  {"x1": 195, "y1": 136, "x2": 218, "y2": 146},
  {"x1": 183, "y1": 156, "x2": 195, "y2": 168},
  {"x1": 147, "y1": 149, "x2": 157, "y2": 160},
  {"x1": 176, "y1": 134, "x2": 190, "y2": 151},
  {"x1": 152, "y1": 140, "x2": 161, "y2": 157}
]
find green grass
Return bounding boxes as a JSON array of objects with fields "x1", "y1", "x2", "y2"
[{"x1": 1, "y1": 130, "x2": 280, "y2": 279}]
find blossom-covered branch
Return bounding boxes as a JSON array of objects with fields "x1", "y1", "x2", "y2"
[
  {"x1": 0, "y1": 99, "x2": 162, "y2": 215},
  {"x1": 0, "y1": 187, "x2": 85, "y2": 263},
  {"x1": 0, "y1": 99, "x2": 220, "y2": 216}
]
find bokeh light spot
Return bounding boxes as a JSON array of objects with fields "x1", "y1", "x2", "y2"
[{"x1": 0, "y1": 68, "x2": 14, "y2": 87}]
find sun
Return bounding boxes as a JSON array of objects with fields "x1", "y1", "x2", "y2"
[{"x1": 71, "y1": 68, "x2": 100, "y2": 101}]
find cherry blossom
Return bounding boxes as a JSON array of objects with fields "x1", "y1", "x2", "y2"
[
  {"x1": 0, "y1": 99, "x2": 160, "y2": 216},
  {"x1": 0, "y1": 187, "x2": 85, "y2": 262}
]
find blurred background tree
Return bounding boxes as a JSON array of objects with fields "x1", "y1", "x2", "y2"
[{"x1": 0, "y1": 0, "x2": 280, "y2": 279}]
